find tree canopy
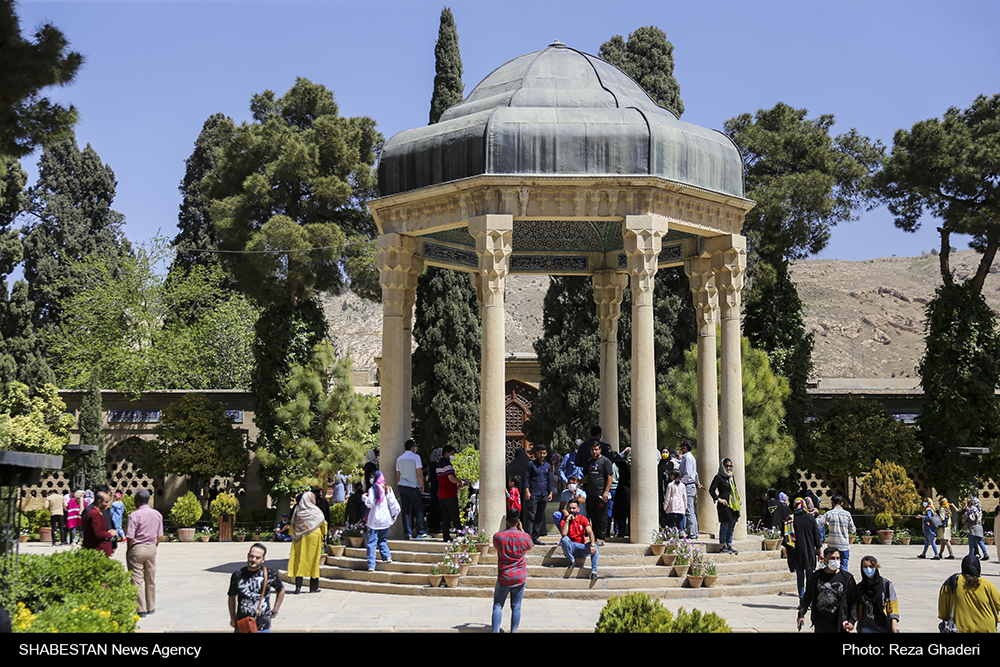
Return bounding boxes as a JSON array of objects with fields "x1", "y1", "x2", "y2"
[
  {"x1": 599, "y1": 26, "x2": 683, "y2": 118},
  {"x1": 202, "y1": 78, "x2": 382, "y2": 306},
  {"x1": 875, "y1": 94, "x2": 1000, "y2": 293},
  {"x1": 0, "y1": 0, "x2": 82, "y2": 162},
  {"x1": 0, "y1": 380, "x2": 72, "y2": 454},
  {"x1": 657, "y1": 335, "x2": 795, "y2": 491}
]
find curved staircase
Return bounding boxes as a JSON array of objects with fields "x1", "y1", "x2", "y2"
[{"x1": 282, "y1": 535, "x2": 796, "y2": 600}]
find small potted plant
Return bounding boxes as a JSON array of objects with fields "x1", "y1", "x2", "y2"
[
  {"x1": 326, "y1": 529, "x2": 345, "y2": 557},
  {"x1": 875, "y1": 512, "x2": 894, "y2": 545},
  {"x1": 446, "y1": 545, "x2": 474, "y2": 575},
  {"x1": 199, "y1": 526, "x2": 212, "y2": 543},
  {"x1": 442, "y1": 558, "x2": 461, "y2": 588},
  {"x1": 672, "y1": 542, "x2": 692, "y2": 578},
  {"x1": 986, "y1": 530, "x2": 995, "y2": 546},
  {"x1": 233, "y1": 526, "x2": 247, "y2": 542},
  {"x1": 428, "y1": 563, "x2": 443, "y2": 588},
  {"x1": 702, "y1": 557, "x2": 719, "y2": 587},
  {"x1": 894, "y1": 526, "x2": 911, "y2": 545},
  {"x1": 686, "y1": 551, "x2": 705, "y2": 588},
  {"x1": 343, "y1": 521, "x2": 366, "y2": 548},
  {"x1": 661, "y1": 527, "x2": 685, "y2": 567},
  {"x1": 649, "y1": 527, "x2": 667, "y2": 556},
  {"x1": 170, "y1": 491, "x2": 203, "y2": 542},
  {"x1": 210, "y1": 492, "x2": 240, "y2": 542},
  {"x1": 860, "y1": 529, "x2": 873, "y2": 545},
  {"x1": 474, "y1": 528, "x2": 491, "y2": 556}
]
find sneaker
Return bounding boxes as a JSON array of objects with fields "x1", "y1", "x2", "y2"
[
  {"x1": 947, "y1": 555, "x2": 956, "y2": 559},
  {"x1": 917, "y1": 554, "x2": 926, "y2": 559},
  {"x1": 385, "y1": 558, "x2": 393, "y2": 564},
  {"x1": 932, "y1": 556, "x2": 941, "y2": 560},
  {"x1": 415, "y1": 533, "x2": 430, "y2": 540},
  {"x1": 566, "y1": 560, "x2": 575, "y2": 568},
  {"x1": 590, "y1": 572, "x2": 598, "y2": 581},
  {"x1": 983, "y1": 555, "x2": 990, "y2": 561},
  {"x1": 368, "y1": 568, "x2": 376, "y2": 573},
  {"x1": 730, "y1": 548, "x2": 739, "y2": 555}
]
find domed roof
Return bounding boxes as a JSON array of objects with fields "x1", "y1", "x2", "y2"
[{"x1": 378, "y1": 41, "x2": 744, "y2": 198}]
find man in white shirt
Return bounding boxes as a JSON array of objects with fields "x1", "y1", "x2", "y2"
[{"x1": 396, "y1": 439, "x2": 429, "y2": 539}]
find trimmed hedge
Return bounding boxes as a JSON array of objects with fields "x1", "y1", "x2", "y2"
[{"x1": 595, "y1": 592, "x2": 731, "y2": 633}]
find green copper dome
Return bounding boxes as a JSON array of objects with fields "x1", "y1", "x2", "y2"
[{"x1": 378, "y1": 41, "x2": 744, "y2": 198}]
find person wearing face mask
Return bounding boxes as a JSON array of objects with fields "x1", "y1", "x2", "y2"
[
  {"x1": 709, "y1": 457, "x2": 741, "y2": 554},
  {"x1": 918, "y1": 497, "x2": 940, "y2": 560},
  {"x1": 552, "y1": 474, "x2": 587, "y2": 527},
  {"x1": 856, "y1": 555, "x2": 899, "y2": 633},
  {"x1": 797, "y1": 546, "x2": 858, "y2": 633}
]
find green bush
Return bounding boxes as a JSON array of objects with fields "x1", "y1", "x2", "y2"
[
  {"x1": 209, "y1": 492, "x2": 240, "y2": 522},
  {"x1": 169, "y1": 491, "x2": 203, "y2": 528},
  {"x1": 122, "y1": 493, "x2": 137, "y2": 528},
  {"x1": 595, "y1": 592, "x2": 672, "y2": 633},
  {"x1": 861, "y1": 460, "x2": 920, "y2": 517},
  {"x1": 330, "y1": 502, "x2": 346, "y2": 526},
  {"x1": 3, "y1": 549, "x2": 138, "y2": 633},
  {"x1": 595, "y1": 593, "x2": 731, "y2": 633}
]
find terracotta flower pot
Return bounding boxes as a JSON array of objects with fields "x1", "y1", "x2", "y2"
[
  {"x1": 877, "y1": 530, "x2": 894, "y2": 545},
  {"x1": 199, "y1": 535, "x2": 210, "y2": 542},
  {"x1": 458, "y1": 563, "x2": 471, "y2": 576},
  {"x1": 900, "y1": 537, "x2": 911, "y2": 545},
  {"x1": 235, "y1": 534, "x2": 246, "y2": 542},
  {"x1": 39, "y1": 527, "x2": 52, "y2": 543},
  {"x1": 702, "y1": 574, "x2": 718, "y2": 588},
  {"x1": 327, "y1": 544, "x2": 345, "y2": 557},
  {"x1": 660, "y1": 553, "x2": 677, "y2": 567},
  {"x1": 763, "y1": 539, "x2": 781, "y2": 551},
  {"x1": 178, "y1": 528, "x2": 196, "y2": 542},
  {"x1": 443, "y1": 574, "x2": 461, "y2": 588},
  {"x1": 861, "y1": 536, "x2": 873, "y2": 544},
  {"x1": 476, "y1": 543, "x2": 490, "y2": 556},
  {"x1": 672, "y1": 564, "x2": 690, "y2": 578},
  {"x1": 650, "y1": 544, "x2": 666, "y2": 556},
  {"x1": 468, "y1": 551, "x2": 480, "y2": 565},
  {"x1": 686, "y1": 575, "x2": 704, "y2": 588},
  {"x1": 428, "y1": 574, "x2": 443, "y2": 587},
  {"x1": 347, "y1": 536, "x2": 364, "y2": 548}
]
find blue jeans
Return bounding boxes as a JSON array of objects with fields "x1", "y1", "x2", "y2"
[
  {"x1": 559, "y1": 536, "x2": 598, "y2": 572},
  {"x1": 969, "y1": 534, "x2": 987, "y2": 558},
  {"x1": 718, "y1": 521, "x2": 734, "y2": 548},
  {"x1": 795, "y1": 566, "x2": 808, "y2": 600},
  {"x1": 491, "y1": 581, "x2": 525, "y2": 633},
  {"x1": 366, "y1": 527, "x2": 391, "y2": 570},
  {"x1": 921, "y1": 525, "x2": 939, "y2": 557},
  {"x1": 398, "y1": 485, "x2": 424, "y2": 537},
  {"x1": 839, "y1": 548, "x2": 851, "y2": 571}
]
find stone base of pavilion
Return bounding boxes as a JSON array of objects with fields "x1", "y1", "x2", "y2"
[{"x1": 280, "y1": 537, "x2": 795, "y2": 600}]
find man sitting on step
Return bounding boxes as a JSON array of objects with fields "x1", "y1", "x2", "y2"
[{"x1": 555, "y1": 499, "x2": 599, "y2": 581}]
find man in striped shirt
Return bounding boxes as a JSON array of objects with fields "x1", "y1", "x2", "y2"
[{"x1": 492, "y1": 507, "x2": 533, "y2": 633}]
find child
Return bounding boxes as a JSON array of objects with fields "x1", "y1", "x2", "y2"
[
  {"x1": 663, "y1": 470, "x2": 686, "y2": 530},
  {"x1": 506, "y1": 476, "x2": 522, "y2": 513}
]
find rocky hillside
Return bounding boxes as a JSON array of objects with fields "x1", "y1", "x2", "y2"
[{"x1": 322, "y1": 249, "x2": 1000, "y2": 383}]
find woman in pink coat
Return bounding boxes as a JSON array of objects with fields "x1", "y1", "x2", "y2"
[{"x1": 66, "y1": 490, "x2": 84, "y2": 544}]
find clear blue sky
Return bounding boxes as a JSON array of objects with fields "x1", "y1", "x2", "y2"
[{"x1": 15, "y1": 0, "x2": 1000, "y2": 261}]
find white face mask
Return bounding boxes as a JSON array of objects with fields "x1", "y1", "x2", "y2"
[
  {"x1": 567, "y1": 483, "x2": 577, "y2": 491},
  {"x1": 826, "y1": 559, "x2": 840, "y2": 571}
]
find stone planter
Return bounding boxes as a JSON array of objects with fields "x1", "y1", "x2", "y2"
[
  {"x1": 763, "y1": 539, "x2": 781, "y2": 551},
  {"x1": 326, "y1": 544, "x2": 345, "y2": 557},
  {"x1": 685, "y1": 575, "x2": 704, "y2": 588},
  {"x1": 347, "y1": 536, "x2": 364, "y2": 548},
  {"x1": 39, "y1": 527, "x2": 52, "y2": 543},
  {"x1": 877, "y1": 530, "x2": 894, "y2": 545},
  {"x1": 443, "y1": 574, "x2": 461, "y2": 588},
  {"x1": 650, "y1": 544, "x2": 666, "y2": 556},
  {"x1": 428, "y1": 574, "x2": 443, "y2": 588},
  {"x1": 702, "y1": 574, "x2": 718, "y2": 588},
  {"x1": 660, "y1": 553, "x2": 677, "y2": 567},
  {"x1": 672, "y1": 564, "x2": 690, "y2": 578},
  {"x1": 178, "y1": 528, "x2": 196, "y2": 542}
]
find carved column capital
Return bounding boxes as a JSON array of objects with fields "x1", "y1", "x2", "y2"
[
  {"x1": 378, "y1": 234, "x2": 422, "y2": 319},
  {"x1": 685, "y1": 254, "x2": 718, "y2": 337},
  {"x1": 708, "y1": 235, "x2": 746, "y2": 321},
  {"x1": 469, "y1": 215, "x2": 513, "y2": 307},
  {"x1": 624, "y1": 215, "x2": 668, "y2": 306},
  {"x1": 593, "y1": 271, "x2": 628, "y2": 340}
]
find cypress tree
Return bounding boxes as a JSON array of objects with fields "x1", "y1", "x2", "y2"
[
  {"x1": 411, "y1": 7, "x2": 481, "y2": 455},
  {"x1": 599, "y1": 26, "x2": 684, "y2": 117},
  {"x1": 78, "y1": 368, "x2": 105, "y2": 487},
  {"x1": 428, "y1": 7, "x2": 464, "y2": 125}
]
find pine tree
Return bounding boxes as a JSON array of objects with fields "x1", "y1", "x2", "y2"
[
  {"x1": 599, "y1": 26, "x2": 684, "y2": 117},
  {"x1": 0, "y1": 0, "x2": 82, "y2": 161},
  {"x1": 78, "y1": 369, "x2": 105, "y2": 487},
  {"x1": 22, "y1": 132, "x2": 129, "y2": 343},
  {"x1": 428, "y1": 7, "x2": 464, "y2": 125}
]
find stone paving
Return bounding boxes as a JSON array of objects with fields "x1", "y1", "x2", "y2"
[{"x1": 15, "y1": 539, "x2": 998, "y2": 633}]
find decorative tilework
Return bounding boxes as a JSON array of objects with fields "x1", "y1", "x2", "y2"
[
  {"x1": 425, "y1": 228, "x2": 475, "y2": 247},
  {"x1": 510, "y1": 255, "x2": 588, "y2": 272},
  {"x1": 422, "y1": 242, "x2": 479, "y2": 268},
  {"x1": 658, "y1": 243, "x2": 683, "y2": 263}
]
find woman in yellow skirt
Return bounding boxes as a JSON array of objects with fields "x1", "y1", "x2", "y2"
[{"x1": 287, "y1": 491, "x2": 327, "y2": 594}]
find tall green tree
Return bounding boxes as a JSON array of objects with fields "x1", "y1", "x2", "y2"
[
  {"x1": 428, "y1": 7, "x2": 464, "y2": 125},
  {"x1": 875, "y1": 95, "x2": 1000, "y2": 493},
  {"x1": 599, "y1": 26, "x2": 684, "y2": 117},
  {"x1": 803, "y1": 394, "x2": 920, "y2": 507},
  {"x1": 411, "y1": 8, "x2": 480, "y2": 456},
  {"x1": 143, "y1": 393, "x2": 250, "y2": 492},
  {"x1": 202, "y1": 78, "x2": 383, "y2": 496},
  {"x1": 0, "y1": 0, "x2": 82, "y2": 162},
  {"x1": 657, "y1": 335, "x2": 795, "y2": 492},
  {"x1": 169, "y1": 113, "x2": 236, "y2": 287},
  {"x1": 77, "y1": 369, "x2": 104, "y2": 487},
  {"x1": 724, "y1": 104, "x2": 883, "y2": 454},
  {"x1": 0, "y1": 381, "x2": 72, "y2": 454},
  {"x1": 22, "y1": 132, "x2": 129, "y2": 342},
  {"x1": 260, "y1": 342, "x2": 368, "y2": 491}
]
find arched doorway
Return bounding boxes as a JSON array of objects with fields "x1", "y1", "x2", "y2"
[{"x1": 505, "y1": 380, "x2": 537, "y2": 464}]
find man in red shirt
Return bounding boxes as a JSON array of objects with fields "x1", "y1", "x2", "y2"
[
  {"x1": 492, "y1": 507, "x2": 534, "y2": 633},
  {"x1": 436, "y1": 445, "x2": 465, "y2": 542},
  {"x1": 557, "y1": 498, "x2": 599, "y2": 580},
  {"x1": 82, "y1": 491, "x2": 116, "y2": 556}
]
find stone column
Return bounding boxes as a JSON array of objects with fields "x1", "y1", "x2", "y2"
[
  {"x1": 624, "y1": 214, "x2": 666, "y2": 545},
  {"x1": 593, "y1": 271, "x2": 628, "y2": 451},
  {"x1": 709, "y1": 235, "x2": 747, "y2": 539},
  {"x1": 469, "y1": 214, "x2": 513, "y2": 540},
  {"x1": 685, "y1": 252, "x2": 720, "y2": 538},
  {"x1": 377, "y1": 233, "x2": 422, "y2": 538}
]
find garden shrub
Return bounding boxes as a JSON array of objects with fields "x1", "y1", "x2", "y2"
[
  {"x1": 209, "y1": 492, "x2": 240, "y2": 522},
  {"x1": 169, "y1": 491, "x2": 203, "y2": 528},
  {"x1": 861, "y1": 459, "x2": 920, "y2": 517},
  {"x1": 330, "y1": 502, "x2": 346, "y2": 526},
  {"x1": 595, "y1": 593, "x2": 731, "y2": 633},
  {"x1": 3, "y1": 549, "x2": 138, "y2": 633}
]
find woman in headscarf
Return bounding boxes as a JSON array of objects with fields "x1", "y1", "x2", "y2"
[
  {"x1": 287, "y1": 491, "x2": 328, "y2": 594},
  {"x1": 918, "y1": 497, "x2": 940, "y2": 560},
  {"x1": 709, "y1": 458, "x2": 741, "y2": 554},
  {"x1": 363, "y1": 471, "x2": 400, "y2": 573},
  {"x1": 785, "y1": 497, "x2": 822, "y2": 600},
  {"x1": 938, "y1": 554, "x2": 1000, "y2": 633},
  {"x1": 964, "y1": 496, "x2": 988, "y2": 561},
  {"x1": 856, "y1": 555, "x2": 900, "y2": 633},
  {"x1": 66, "y1": 490, "x2": 84, "y2": 545},
  {"x1": 938, "y1": 498, "x2": 955, "y2": 559}
]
